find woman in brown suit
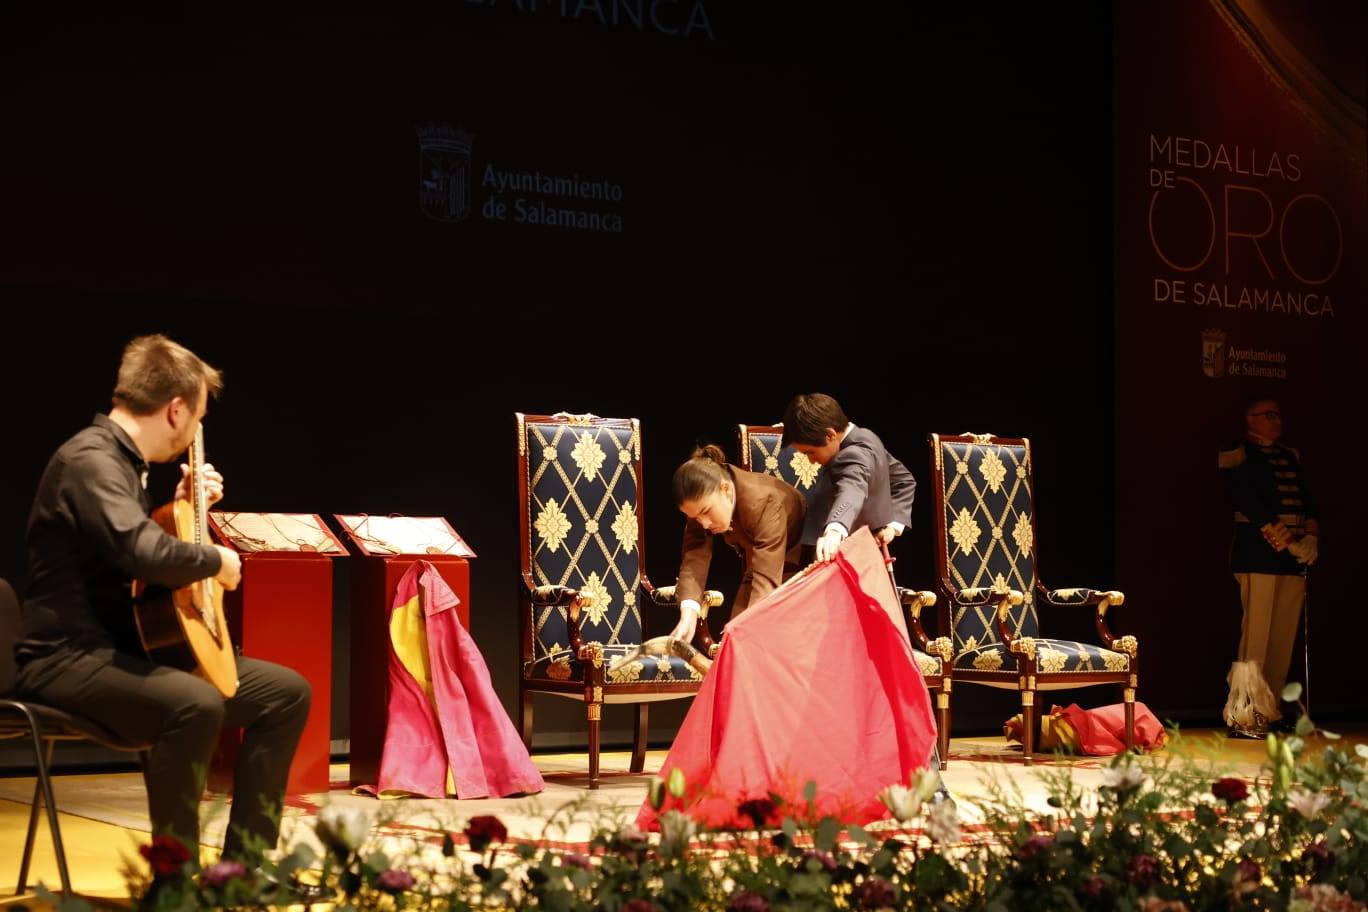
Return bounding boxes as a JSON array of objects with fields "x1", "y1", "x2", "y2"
[{"x1": 668, "y1": 444, "x2": 806, "y2": 643}]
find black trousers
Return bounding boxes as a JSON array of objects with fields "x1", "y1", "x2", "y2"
[{"x1": 16, "y1": 646, "x2": 310, "y2": 859}]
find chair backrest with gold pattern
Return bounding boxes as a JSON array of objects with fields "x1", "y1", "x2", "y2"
[
  {"x1": 929, "y1": 433, "x2": 1041, "y2": 654},
  {"x1": 736, "y1": 424, "x2": 823, "y2": 504},
  {"x1": 517, "y1": 413, "x2": 645, "y2": 670}
]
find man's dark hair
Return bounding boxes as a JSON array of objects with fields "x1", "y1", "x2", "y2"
[
  {"x1": 781, "y1": 393, "x2": 849, "y2": 447},
  {"x1": 112, "y1": 334, "x2": 223, "y2": 415}
]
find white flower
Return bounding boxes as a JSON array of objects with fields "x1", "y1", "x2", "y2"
[
  {"x1": 316, "y1": 803, "x2": 371, "y2": 855},
  {"x1": 1100, "y1": 761, "x2": 1147, "y2": 792},
  {"x1": 658, "y1": 810, "x2": 696, "y2": 859},
  {"x1": 877, "y1": 784, "x2": 921, "y2": 823},
  {"x1": 1286, "y1": 787, "x2": 1332, "y2": 820},
  {"x1": 925, "y1": 798, "x2": 960, "y2": 844},
  {"x1": 909, "y1": 768, "x2": 941, "y2": 804}
]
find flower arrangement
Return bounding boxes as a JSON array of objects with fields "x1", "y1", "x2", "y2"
[{"x1": 39, "y1": 685, "x2": 1364, "y2": 911}]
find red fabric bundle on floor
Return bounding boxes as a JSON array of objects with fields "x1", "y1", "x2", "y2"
[
  {"x1": 1059, "y1": 702, "x2": 1167, "y2": 755},
  {"x1": 636, "y1": 529, "x2": 937, "y2": 830}
]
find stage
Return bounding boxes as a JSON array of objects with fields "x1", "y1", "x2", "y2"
[{"x1": 5, "y1": 727, "x2": 1352, "y2": 906}]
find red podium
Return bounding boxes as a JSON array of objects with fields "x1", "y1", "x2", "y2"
[
  {"x1": 334, "y1": 515, "x2": 476, "y2": 788},
  {"x1": 206, "y1": 512, "x2": 346, "y2": 797}
]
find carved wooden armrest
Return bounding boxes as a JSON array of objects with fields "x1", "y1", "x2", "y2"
[
  {"x1": 1037, "y1": 584, "x2": 1127, "y2": 647},
  {"x1": 955, "y1": 587, "x2": 1023, "y2": 607},
  {"x1": 897, "y1": 588, "x2": 937, "y2": 653},
  {"x1": 527, "y1": 584, "x2": 595, "y2": 658},
  {"x1": 983, "y1": 590, "x2": 1028, "y2": 655},
  {"x1": 530, "y1": 584, "x2": 576, "y2": 607},
  {"x1": 649, "y1": 583, "x2": 724, "y2": 657}
]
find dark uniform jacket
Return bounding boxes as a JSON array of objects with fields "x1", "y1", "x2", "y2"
[{"x1": 1219, "y1": 438, "x2": 1315, "y2": 575}]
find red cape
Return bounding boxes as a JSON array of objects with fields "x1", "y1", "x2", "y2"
[
  {"x1": 638, "y1": 529, "x2": 936, "y2": 829},
  {"x1": 369, "y1": 561, "x2": 544, "y2": 798}
]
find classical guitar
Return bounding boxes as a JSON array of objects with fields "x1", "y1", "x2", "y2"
[{"x1": 132, "y1": 426, "x2": 239, "y2": 697}]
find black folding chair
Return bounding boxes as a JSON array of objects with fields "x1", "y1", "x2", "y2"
[{"x1": 0, "y1": 577, "x2": 153, "y2": 897}]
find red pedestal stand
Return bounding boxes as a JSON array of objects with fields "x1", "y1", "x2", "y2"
[
  {"x1": 207, "y1": 514, "x2": 344, "y2": 797},
  {"x1": 332, "y1": 515, "x2": 476, "y2": 788}
]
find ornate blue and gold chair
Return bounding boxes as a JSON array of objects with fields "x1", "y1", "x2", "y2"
[
  {"x1": 517, "y1": 413, "x2": 710, "y2": 789},
  {"x1": 929, "y1": 433, "x2": 1138, "y2": 762},
  {"x1": 738, "y1": 423, "x2": 953, "y2": 768},
  {"x1": 736, "y1": 423, "x2": 824, "y2": 506}
]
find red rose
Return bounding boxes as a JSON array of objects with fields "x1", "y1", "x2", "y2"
[
  {"x1": 853, "y1": 876, "x2": 897, "y2": 909},
  {"x1": 465, "y1": 815, "x2": 508, "y2": 853},
  {"x1": 729, "y1": 890, "x2": 771, "y2": 912},
  {"x1": 1126, "y1": 854, "x2": 1161, "y2": 888},
  {"x1": 139, "y1": 834, "x2": 192, "y2": 877},
  {"x1": 1017, "y1": 834, "x2": 1054, "y2": 860},
  {"x1": 1303, "y1": 840, "x2": 1333, "y2": 874},
  {"x1": 201, "y1": 859, "x2": 248, "y2": 889},
  {"x1": 1212, "y1": 777, "x2": 1249, "y2": 804},
  {"x1": 376, "y1": 868, "x2": 415, "y2": 893}
]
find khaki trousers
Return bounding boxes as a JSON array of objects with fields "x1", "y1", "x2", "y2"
[{"x1": 1235, "y1": 572, "x2": 1306, "y2": 705}]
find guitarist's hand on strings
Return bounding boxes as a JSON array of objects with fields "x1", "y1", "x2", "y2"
[
  {"x1": 176, "y1": 463, "x2": 225, "y2": 505},
  {"x1": 212, "y1": 546, "x2": 242, "y2": 590}
]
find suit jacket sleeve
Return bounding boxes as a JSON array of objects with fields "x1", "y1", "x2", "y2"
[
  {"x1": 825, "y1": 443, "x2": 874, "y2": 534},
  {"x1": 737, "y1": 493, "x2": 790, "y2": 611},
  {"x1": 675, "y1": 519, "x2": 713, "y2": 606},
  {"x1": 888, "y1": 452, "x2": 916, "y2": 527}
]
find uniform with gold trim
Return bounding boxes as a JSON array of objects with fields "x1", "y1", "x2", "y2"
[
  {"x1": 1219, "y1": 439, "x2": 1316, "y2": 576},
  {"x1": 1219, "y1": 437, "x2": 1317, "y2": 732}
]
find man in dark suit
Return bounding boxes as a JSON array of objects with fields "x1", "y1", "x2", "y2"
[
  {"x1": 781, "y1": 393, "x2": 917, "y2": 563},
  {"x1": 780, "y1": 392, "x2": 953, "y2": 801}
]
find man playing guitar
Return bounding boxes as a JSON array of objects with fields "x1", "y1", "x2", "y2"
[{"x1": 15, "y1": 334, "x2": 310, "y2": 861}]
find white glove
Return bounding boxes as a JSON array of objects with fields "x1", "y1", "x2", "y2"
[
  {"x1": 1287, "y1": 534, "x2": 1319, "y2": 566},
  {"x1": 816, "y1": 525, "x2": 847, "y2": 563},
  {"x1": 670, "y1": 600, "x2": 700, "y2": 643}
]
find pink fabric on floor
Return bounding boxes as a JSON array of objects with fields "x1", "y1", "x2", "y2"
[
  {"x1": 1059, "y1": 702, "x2": 1167, "y2": 755},
  {"x1": 637, "y1": 529, "x2": 936, "y2": 830},
  {"x1": 370, "y1": 561, "x2": 544, "y2": 798}
]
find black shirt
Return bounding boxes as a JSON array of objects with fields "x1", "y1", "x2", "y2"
[{"x1": 19, "y1": 414, "x2": 221, "y2": 659}]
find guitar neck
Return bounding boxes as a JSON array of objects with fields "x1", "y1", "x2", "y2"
[{"x1": 190, "y1": 427, "x2": 207, "y2": 547}]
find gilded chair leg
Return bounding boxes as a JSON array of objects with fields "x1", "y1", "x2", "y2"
[
  {"x1": 587, "y1": 702, "x2": 601, "y2": 790},
  {"x1": 1123, "y1": 686, "x2": 1137, "y2": 753},
  {"x1": 1021, "y1": 690, "x2": 1037, "y2": 766},
  {"x1": 519, "y1": 687, "x2": 534, "y2": 752},
  {"x1": 631, "y1": 703, "x2": 648, "y2": 774},
  {"x1": 937, "y1": 687, "x2": 951, "y2": 770}
]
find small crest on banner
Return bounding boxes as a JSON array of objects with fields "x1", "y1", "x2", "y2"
[
  {"x1": 417, "y1": 123, "x2": 475, "y2": 222},
  {"x1": 1201, "y1": 328, "x2": 1227, "y2": 379}
]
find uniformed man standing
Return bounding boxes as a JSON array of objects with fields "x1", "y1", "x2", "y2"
[{"x1": 1219, "y1": 398, "x2": 1319, "y2": 736}]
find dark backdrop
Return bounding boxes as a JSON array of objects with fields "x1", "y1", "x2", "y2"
[{"x1": 1, "y1": 4, "x2": 1272, "y2": 769}]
